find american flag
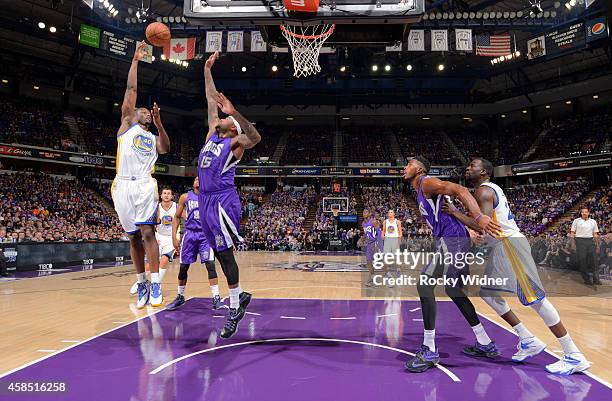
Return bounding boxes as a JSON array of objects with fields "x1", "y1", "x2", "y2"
[{"x1": 475, "y1": 34, "x2": 511, "y2": 56}]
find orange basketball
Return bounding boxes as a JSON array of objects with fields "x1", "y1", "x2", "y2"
[{"x1": 146, "y1": 22, "x2": 171, "y2": 47}]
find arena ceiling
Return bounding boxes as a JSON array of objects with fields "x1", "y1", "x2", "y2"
[{"x1": 0, "y1": 0, "x2": 609, "y2": 108}]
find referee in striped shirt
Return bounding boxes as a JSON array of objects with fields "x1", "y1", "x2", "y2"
[{"x1": 570, "y1": 207, "x2": 600, "y2": 285}]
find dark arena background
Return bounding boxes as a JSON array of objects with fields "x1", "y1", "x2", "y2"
[{"x1": 0, "y1": 0, "x2": 611, "y2": 400}]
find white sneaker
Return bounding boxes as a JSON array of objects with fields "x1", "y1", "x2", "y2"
[
  {"x1": 130, "y1": 281, "x2": 139, "y2": 295},
  {"x1": 512, "y1": 336, "x2": 547, "y2": 362},
  {"x1": 136, "y1": 281, "x2": 150, "y2": 309},
  {"x1": 149, "y1": 282, "x2": 163, "y2": 307},
  {"x1": 545, "y1": 352, "x2": 591, "y2": 375}
]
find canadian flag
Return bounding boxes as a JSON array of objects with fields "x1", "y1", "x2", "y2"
[{"x1": 163, "y1": 38, "x2": 196, "y2": 60}]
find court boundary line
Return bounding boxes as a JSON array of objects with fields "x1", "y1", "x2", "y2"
[
  {"x1": 477, "y1": 312, "x2": 612, "y2": 390},
  {"x1": 0, "y1": 300, "x2": 172, "y2": 378},
  {"x1": 148, "y1": 337, "x2": 462, "y2": 382}
]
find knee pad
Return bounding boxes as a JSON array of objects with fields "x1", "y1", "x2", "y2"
[
  {"x1": 217, "y1": 248, "x2": 239, "y2": 286},
  {"x1": 480, "y1": 294, "x2": 511, "y2": 316},
  {"x1": 205, "y1": 261, "x2": 217, "y2": 280},
  {"x1": 530, "y1": 298, "x2": 560, "y2": 327},
  {"x1": 178, "y1": 263, "x2": 190, "y2": 281}
]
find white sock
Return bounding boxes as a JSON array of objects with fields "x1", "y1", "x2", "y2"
[
  {"x1": 137, "y1": 272, "x2": 146, "y2": 283},
  {"x1": 211, "y1": 285, "x2": 220, "y2": 297},
  {"x1": 150, "y1": 272, "x2": 160, "y2": 284},
  {"x1": 558, "y1": 333, "x2": 580, "y2": 355},
  {"x1": 229, "y1": 287, "x2": 240, "y2": 309},
  {"x1": 423, "y1": 329, "x2": 436, "y2": 352},
  {"x1": 471, "y1": 323, "x2": 492, "y2": 345},
  {"x1": 159, "y1": 268, "x2": 167, "y2": 282},
  {"x1": 237, "y1": 285, "x2": 243, "y2": 294},
  {"x1": 512, "y1": 323, "x2": 534, "y2": 340},
  {"x1": 178, "y1": 286, "x2": 185, "y2": 296}
]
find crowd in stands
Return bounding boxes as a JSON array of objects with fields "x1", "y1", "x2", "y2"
[
  {"x1": 0, "y1": 172, "x2": 124, "y2": 243},
  {"x1": 530, "y1": 110, "x2": 611, "y2": 161},
  {"x1": 0, "y1": 96, "x2": 74, "y2": 151},
  {"x1": 507, "y1": 180, "x2": 591, "y2": 236},
  {"x1": 241, "y1": 187, "x2": 317, "y2": 251},
  {"x1": 361, "y1": 186, "x2": 423, "y2": 237},
  {"x1": 280, "y1": 129, "x2": 333, "y2": 165},
  {"x1": 346, "y1": 131, "x2": 392, "y2": 163},
  {"x1": 396, "y1": 128, "x2": 461, "y2": 165}
]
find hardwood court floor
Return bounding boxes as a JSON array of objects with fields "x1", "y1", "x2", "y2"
[{"x1": 0, "y1": 251, "x2": 610, "y2": 383}]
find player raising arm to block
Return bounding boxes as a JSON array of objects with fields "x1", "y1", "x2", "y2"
[
  {"x1": 198, "y1": 52, "x2": 261, "y2": 338},
  {"x1": 112, "y1": 41, "x2": 170, "y2": 309}
]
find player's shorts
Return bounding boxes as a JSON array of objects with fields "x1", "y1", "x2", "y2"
[
  {"x1": 365, "y1": 241, "x2": 382, "y2": 263},
  {"x1": 157, "y1": 234, "x2": 176, "y2": 261},
  {"x1": 383, "y1": 237, "x2": 400, "y2": 253},
  {"x1": 482, "y1": 236, "x2": 546, "y2": 305},
  {"x1": 422, "y1": 236, "x2": 472, "y2": 287},
  {"x1": 199, "y1": 188, "x2": 243, "y2": 252},
  {"x1": 180, "y1": 229, "x2": 214, "y2": 265},
  {"x1": 111, "y1": 176, "x2": 158, "y2": 234}
]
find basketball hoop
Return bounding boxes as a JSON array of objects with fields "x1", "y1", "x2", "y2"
[{"x1": 280, "y1": 24, "x2": 335, "y2": 78}]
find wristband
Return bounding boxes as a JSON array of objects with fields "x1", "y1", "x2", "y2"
[{"x1": 474, "y1": 213, "x2": 483, "y2": 222}]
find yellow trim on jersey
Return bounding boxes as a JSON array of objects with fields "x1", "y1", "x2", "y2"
[
  {"x1": 116, "y1": 136, "x2": 122, "y2": 175},
  {"x1": 492, "y1": 211, "x2": 537, "y2": 303}
]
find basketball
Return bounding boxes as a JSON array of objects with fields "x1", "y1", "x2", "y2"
[{"x1": 145, "y1": 22, "x2": 171, "y2": 47}]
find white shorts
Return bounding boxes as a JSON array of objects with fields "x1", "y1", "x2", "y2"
[
  {"x1": 483, "y1": 236, "x2": 546, "y2": 305},
  {"x1": 111, "y1": 176, "x2": 158, "y2": 234},
  {"x1": 157, "y1": 234, "x2": 176, "y2": 260}
]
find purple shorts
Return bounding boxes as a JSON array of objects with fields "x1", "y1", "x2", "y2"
[
  {"x1": 179, "y1": 229, "x2": 214, "y2": 265},
  {"x1": 365, "y1": 241, "x2": 382, "y2": 263},
  {"x1": 199, "y1": 189, "x2": 243, "y2": 252}
]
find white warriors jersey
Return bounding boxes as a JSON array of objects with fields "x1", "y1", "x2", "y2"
[
  {"x1": 385, "y1": 219, "x2": 400, "y2": 238},
  {"x1": 116, "y1": 123, "x2": 157, "y2": 179},
  {"x1": 157, "y1": 202, "x2": 177, "y2": 237},
  {"x1": 480, "y1": 182, "x2": 523, "y2": 239}
]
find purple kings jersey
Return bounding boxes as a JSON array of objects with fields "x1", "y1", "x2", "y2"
[
  {"x1": 185, "y1": 191, "x2": 201, "y2": 232},
  {"x1": 362, "y1": 218, "x2": 381, "y2": 245},
  {"x1": 198, "y1": 131, "x2": 240, "y2": 193},
  {"x1": 417, "y1": 176, "x2": 468, "y2": 238}
]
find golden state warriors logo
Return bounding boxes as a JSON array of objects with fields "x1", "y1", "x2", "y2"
[
  {"x1": 161, "y1": 215, "x2": 173, "y2": 225},
  {"x1": 132, "y1": 134, "x2": 154, "y2": 154},
  {"x1": 387, "y1": 225, "x2": 395, "y2": 234}
]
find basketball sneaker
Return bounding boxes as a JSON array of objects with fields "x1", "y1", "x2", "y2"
[
  {"x1": 405, "y1": 345, "x2": 440, "y2": 373},
  {"x1": 212, "y1": 295, "x2": 222, "y2": 310},
  {"x1": 512, "y1": 336, "x2": 547, "y2": 362},
  {"x1": 463, "y1": 341, "x2": 501, "y2": 358},
  {"x1": 545, "y1": 352, "x2": 591, "y2": 375},
  {"x1": 136, "y1": 281, "x2": 150, "y2": 309},
  {"x1": 149, "y1": 282, "x2": 163, "y2": 307},
  {"x1": 130, "y1": 281, "x2": 139, "y2": 295},
  {"x1": 239, "y1": 291, "x2": 252, "y2": 309},
  {"x1": 166, "y1": 294, "x2": 185, "y2": 311},
  {"x1": 220, "y1": 307, "x2": 244, "y2": 339}
]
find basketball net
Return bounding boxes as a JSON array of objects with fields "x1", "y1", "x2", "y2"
[
  {"x1": 331, "y1": 206, "x2": 340, "y2": 218},
  {"x1": 281, "y1": 0, "x2": 334, "y2": 78}
]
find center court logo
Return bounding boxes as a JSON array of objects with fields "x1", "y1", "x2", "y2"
[
  {"x1": 265, "y1": 261, "x2": 367, "y2": 272},
  {"x1": 132, "y1": 134, "x2": 154, "y2": 154}
]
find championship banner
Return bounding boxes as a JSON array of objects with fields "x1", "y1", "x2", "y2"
[
  {"x1": 431, "y1": 30, "x2": 448, "y2": 52},
  {"x1": 586, "y1": 17, "x2": 608, "y2": 43},
  {"x1": 455, "y1": 29, "x2": 472, "y2": 52},
  {"x1": 227, "y1": 31, "x2": 244, "y2": 52},
  {"x1": 407, "y1": 30, "x2": 425, "y2": 51},
  {"x1": 527, "y1": 35, "x2": 546, "y2": 59},
  {"x1": 385, "y1": 42, "x2": 402, "y2": 52},
  {"x1": 545, "y1": 22, "x2": 585, "y2": 57},
  {"x1": 250, "y1": 31, "x2": 267, "y2": 52},
  {"x1": 206, "y1": 31, "x2": 223, "y2": 53}
]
